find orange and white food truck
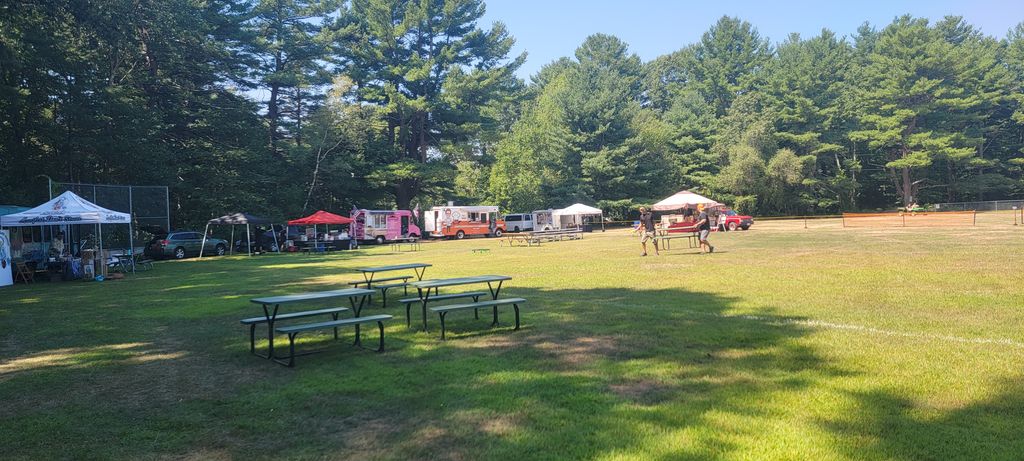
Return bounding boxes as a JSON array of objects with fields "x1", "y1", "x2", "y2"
[{"x1": 425, "y1": 205, "x2": 505, "y2": 239}]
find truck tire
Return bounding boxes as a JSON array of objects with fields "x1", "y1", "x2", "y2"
[
  {"x1": 728, "y1": 222, "x2": 738, "y2": 231},
  {"x1": 493, "y1": 229, "x2": 503, "y2": 237},
  {"x1": 455, "y1": 230, "x2": 465, "y2": 239},
  {"x1": 376, "y1": 235, "x2": 385, "y2": 244}
]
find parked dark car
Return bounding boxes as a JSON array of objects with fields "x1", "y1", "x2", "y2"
[{"x1": 145, "y1": 231, "x2": 228, "y2": 259}]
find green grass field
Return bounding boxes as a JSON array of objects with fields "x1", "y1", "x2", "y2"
[{"x1": 3, "y1": 213, "x2": 1024, "y2": 460}]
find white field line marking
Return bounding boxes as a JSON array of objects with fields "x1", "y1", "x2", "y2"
[{"x1": 680, "y1": 310, "x2": 1024, "y2": 349}]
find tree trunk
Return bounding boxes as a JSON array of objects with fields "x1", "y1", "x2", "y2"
[
  {"x1": 295, "y1": 88, "x2": 303, "y2": 146},
  {"x1": 268, "y1": 79, "x2": 280, "y2": 156},
  {"x1": 901, "y1": 166, "x2": 912, "y2": 205}
]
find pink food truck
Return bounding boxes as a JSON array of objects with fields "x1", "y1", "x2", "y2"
[{"x1": 350, "y1": 209, "x2": 421, "y2": 244}]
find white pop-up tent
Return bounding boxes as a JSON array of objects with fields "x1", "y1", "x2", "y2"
[
  {"x1": 651, "y1": 190, "x2": 722, "y2": 211},
  {"x1": 553, "y1": 203, "x2": 605, "y2": 231},
  {"x1": 0, "y1": 191, "x2": 135, "y2": 272}
]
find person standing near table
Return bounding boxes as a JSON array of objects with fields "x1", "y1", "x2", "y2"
[
  {"x1": 695, "y1": 204, "x2": 714, "y2": 253},
  {"x1": 51, "y1": 231, "x2": 66, "y2": 258},
  {"x1": 638, "y1": 206, "x2": 659, "y2": 256}
]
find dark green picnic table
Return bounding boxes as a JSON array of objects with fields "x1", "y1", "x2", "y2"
[
  {"x1": 409, "y1": 275, "x2": 512, "y2": 331},
  {"x1": 250, "y1": 288, "x2": 374, "y2": 360},
  {"x1": 355, "y1": 263, "x2": 431, "y2": 287}
]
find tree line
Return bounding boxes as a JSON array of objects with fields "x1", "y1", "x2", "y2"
[{"x1": 3, "y1": 1, "x2": 1024, "y2": 227}]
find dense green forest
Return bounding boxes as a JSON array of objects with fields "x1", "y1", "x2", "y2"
[{"x1": 3, "y1": 1, "x2": 1024, "y2": 226}]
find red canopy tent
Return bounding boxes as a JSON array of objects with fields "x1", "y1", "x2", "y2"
[
  {"x1": 287, "y1": 210, "x2": 353, "y2": 249},
  {"x1": 287, "y1": 210, "x2": 352, "y2": 225}
]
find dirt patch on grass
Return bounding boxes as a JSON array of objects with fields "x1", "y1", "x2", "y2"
[
  {"x1": 535, "y1": 335, "x2": 625, "y2": 366},
  {"x1": 608, "y1": 379, "x2": 674, "y2": 405}
]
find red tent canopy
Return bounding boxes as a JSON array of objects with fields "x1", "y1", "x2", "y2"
[{"x1": 287, "y1": 210, "x2": 352, "y2": 225}]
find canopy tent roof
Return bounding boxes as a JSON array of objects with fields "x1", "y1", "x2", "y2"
[
  {"x1": 207, "y1": 212, "x2": 273, "y2": 225},
  {"x1": 0, "y1": 191, "x2": 131, "y2": 227},
  {"x1": 0, "y1": 205, "x2": 29, "y2": 217},
  {"x1": 556, "y1": 203, "x2": 603, "y2": 215},
  {"x1": 651, "y1": 190, "x2": 722, "y2": 212},
  {"x1": 288, "y1": 210, "x2": 352, "y2": 226}
]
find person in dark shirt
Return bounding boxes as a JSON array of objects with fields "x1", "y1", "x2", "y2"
[
  {"x1": 638, "y1": 206, "x2": 659, "y2": 256},
  {"x1": 695, "y1": 204, "x2": 715, "y2": 253}
]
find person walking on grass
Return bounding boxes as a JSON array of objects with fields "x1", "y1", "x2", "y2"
[
  {"x1": 638, "y1": 206, "x2": 659, "y2": 256},
  {"x1": 695, "y1": 204, "x2": 715, "y2": 253}
]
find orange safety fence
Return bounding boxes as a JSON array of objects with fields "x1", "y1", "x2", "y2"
[{"x1": 842, "y1": 211, "x2": 976, "y2": 227}]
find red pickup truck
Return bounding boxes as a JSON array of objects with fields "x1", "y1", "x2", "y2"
[{"x1": 721, "y1": 209, "x2": 754, "y2": 230}]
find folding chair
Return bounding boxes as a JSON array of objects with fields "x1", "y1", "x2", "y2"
[{"x1": 14, "y1": 261, "x2": 34, "y2": 283}]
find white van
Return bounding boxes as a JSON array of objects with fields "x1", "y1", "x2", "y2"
[{"x1": 503, "y1": 213, "x2": 534, "y2": 232}]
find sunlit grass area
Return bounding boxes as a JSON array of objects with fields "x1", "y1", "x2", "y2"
[{"x1": 2, "y1": 212, "x2": 1024, "y2": 460}]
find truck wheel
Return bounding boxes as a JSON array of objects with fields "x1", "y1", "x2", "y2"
[
  {"x1": 513, "y1": 226, "x2": 520, "y2": 232},
  {"x1": 174, "y1": 247, "x2": 187, "y2": 259},
  {"x1": 493, "y1": 229, "x2": 503, "y2": 237},
  {"x1": 728, "y1": 222, "x2": 738, "y2": 231},
  {"x1": 455, "y1": 230, "x2": 465, "y2": 239},
  {"x1": 376, "y1": 235, "x2": 385, "y2": 245},
  {"x1": 741, "y1": 225, "x2": 751, "y2": 231}
]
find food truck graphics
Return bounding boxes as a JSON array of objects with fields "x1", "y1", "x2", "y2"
[
  {"x1": 350, "y1": 209, "x2": 421, "y2": 244},
  {"x1": 425, "y1": 205, "x2": 505, "y2": 239}
]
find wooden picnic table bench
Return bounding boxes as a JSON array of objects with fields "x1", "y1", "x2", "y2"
[
  {"x1": 247, "y1": 288, "x2": 373, "y2": 363},
  {"x1": 274, "y1": 314, "x2": 393, "y2": 367},
  {"x1": 409, "y1": 275, "x2": 512, "y2": 331},
  {"x1": 431, "y1": 297, "x2": 525, "y2": 340},
  {"x1": 657, "y1": 226, "x2": 699, "y2": 250}
]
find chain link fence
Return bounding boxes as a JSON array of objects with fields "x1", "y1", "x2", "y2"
[
  {"x1": 50, "y1": 182, "x2": 170, "y2": 250},
  {"x1": 933, "y1": 200, "x2": 1024, "y2": 212}
]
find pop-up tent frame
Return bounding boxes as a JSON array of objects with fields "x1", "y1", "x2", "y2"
[
  {"x1": 200, "y1": 212, "x2": 279, "y2": 257},
  {"x1": 287, "y1": 210, "x2": 353, "y2": 249},
  {"x1": 553, "y1": 203, "x2": 605, "y2": 231},
  {"x1": 0, "y1": 191, "x2": 135, "y2": 273}
]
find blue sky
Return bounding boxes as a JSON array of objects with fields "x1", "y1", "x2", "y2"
[{"x1": 480, "y1": 0, "x2": 1024, "y2": 80}]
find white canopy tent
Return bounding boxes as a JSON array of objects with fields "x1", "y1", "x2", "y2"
[
  {"x1": 0, "y1": 191, "x2": 135, "y2": 273},
  {"x1": 651, "y1": 190, "x2": 722, "y2": 211},
  {"x1": 553, "y1": 203, "x2": 605, "y2": 231}
]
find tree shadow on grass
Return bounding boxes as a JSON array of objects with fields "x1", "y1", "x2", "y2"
[
  {"x1": 0, "y1": 280, "x2": 844, "y2": 460},
  {"x1": 819, "y1": 377, "x2": 1024, "y2": 460},
  {"x1": 209, "y1": 287, "x2": 846, "y2": 460}
]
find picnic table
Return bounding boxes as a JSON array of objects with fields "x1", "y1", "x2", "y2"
[
  {"x1": 248, "y1": 288, "x2": 373, "y2": 364},
  {"x1": 301, "y1": 241, "x2": 337, "y2": 254},
  {"x1": 389, "y1": 238, "x2": 421, "y2": 252},
  {"x1": 501, "y1": 232, "x2": 540, "y2": 247},
  {"x1": 657, "y1": 225, "x2": 700, "y2": 250},
  {"x1": 354, "y1": 263, "x2": 430, "y2": 287},
  {"x1": 409, "y1": 275, "x2": 511, "y2": 331}
]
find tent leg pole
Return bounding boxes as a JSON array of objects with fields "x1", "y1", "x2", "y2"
[
  {"x1": 129, "y1": 220, "x2": 135, "y2": 274},
  {"x1": 98, "y1": 224, "x2": 103, "y2": 278},
  {"x1": 273, "y1": 224, "x2": 280, "y2": 253},
  {"x1": 247, "y1": 224, "x2": 251, "y2": 257},
  {"x1": 200, "y1": 223, "x2": 209, "y2": 258},
  {"x1": 230, "y1": 225, "x2": 235, "y2": 255}
]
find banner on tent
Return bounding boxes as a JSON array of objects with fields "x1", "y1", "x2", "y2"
[{"x1": 0, "y1": 230, "x2": 12, "y2": 287}]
